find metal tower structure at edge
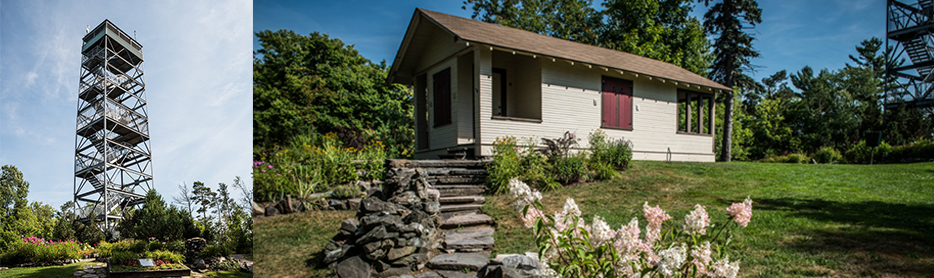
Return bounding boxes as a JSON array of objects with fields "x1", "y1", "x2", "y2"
[
  {"x1": 886, "y1": 0, "x2": 934, "y2": 115},
  {"x1": 74, "y1": 19, "x2": 152, "y2": 237}
]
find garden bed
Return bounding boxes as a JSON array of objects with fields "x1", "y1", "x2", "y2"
[{"x1": 107, "y1": 260, "x2": 191, "y2": 278}]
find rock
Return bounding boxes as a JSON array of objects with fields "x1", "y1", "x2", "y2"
[
  {"x1": 193, "y1": 258, "x2": 208, "y2": 269},
  {"x1": 441, "y1": 213, "x2": 494, "y2": 229},
  {"x1": 404, "y1": 210, "x2": 429, "y2": 224},
  {"x1": 323, "y1": 245, "x2": 350, "y2": 265},
  {"x1": 386, "y1": 246, "x2": 417, "y2": 261},
  {"x1": 341, "y1": 219, "x2": 360, "y2": 236},
  {"x1": 426, "y1": 189, "x2": 441, "y2": 201},
  {"x1": 478, "y1": 265, "x2": 521, "y2": 278},
  {"x1": 364, "y1": 241, "x2": 384, "y2": 254},
  {"x1": 424, "y1": 200, "x2": 440, "y2": 214},
  {"x1": 252, "y1": 201, "x2": 263, "y2": 215},
  {"x1": 265, "y1": 206, "x2": 279, "y2": 217},
  {"x1": 330, "y1": 199, "x2": 348, "y2": 210},
  {"x1": 362, "y1": 197, "x2": 397, "y2": 214},
  {"x1": 358, "y1": 226, "x2": 388, "y2": 244},
  {"x1": 391, "y1": 191, "x2": 421, "y2": 207},
  {"x1": 502, "y1": 255, "x2": 540, "y2": 271},
  {"x1": 278, "y1": 196, "x2": 294, "y2": 214},
  {"x1": 443, "y1": 227, "x2": 495, "y2": 250},
  {"x1": 361, "y1": 214, "x2": 401, "y2": 230},
  {"x1": 416, "y1": 271, "x2": 443, "y2": 278},
  {"x1": 374, "y1": 267, "x2": 412, "y2": 278},
  {"x1": 185, "y1": 237, "x2": 207, "y2": 263},
  {"x1": 336, "y1": 256, "x2": 370, "y2": 278},
  {"x1": 373, "y1": 259, "x2": 392, "y2": 272},
  {"x1": 426, "y1": 252, "x2": 489, "y2": 271},
  {"x1": 348, "y1": 198, "x2": 362, "y2": 211},
  {"x1": 436, "y1": 270, "x2": 480, "y2": 278},
  {"x1": 391, "y1": 253, "x2": 426, "y2": 267}
]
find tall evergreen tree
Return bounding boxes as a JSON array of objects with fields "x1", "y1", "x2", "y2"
[
  {"x1": 191, "y1": 181, "x2": 217, "y2": 223},
  {"x1": 702, "y1": 0, "x2": 761, "y2": 161}
]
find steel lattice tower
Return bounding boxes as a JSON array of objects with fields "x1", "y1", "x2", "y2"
[
  {"x1": 886, "y1": 0, "x2": 934, "y2": 115},
  {"x1": 73, "y1": 19, "x2": 152, "y2": 237}
]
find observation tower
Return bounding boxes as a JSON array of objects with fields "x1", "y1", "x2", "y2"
[{"x1": 73, "y1": 19, "x2": 152, "y2": 236}]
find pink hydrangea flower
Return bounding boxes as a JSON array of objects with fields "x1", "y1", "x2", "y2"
[
  {"x1": 643, "y1": 202, "x2": 672, "y2": 243},
  {"x1": 522, "y1": 207, "x2": 545, "y2": 229},
  {"x1": 684, "y1": 204, "x2": 710, "y2": 235},
  {"x1": 691, "y1": 241, "x2": 712, "y2": 275},
  {"x1": 726, "y1": 196, "x2": 753, "y2": 227}
]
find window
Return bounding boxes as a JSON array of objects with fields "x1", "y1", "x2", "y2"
[
  {"x1": 433, "y1": 68, "x2": 451, "y2": 126},
  {"x1": 601, "y1": 76, "x2": 633, "y2": 129},
  {"x1": 678, "y1": 90, "x2": 713, "y2": 135}
]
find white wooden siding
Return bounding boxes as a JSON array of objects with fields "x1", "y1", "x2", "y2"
[
  {"x1": 414, "y1": 24, "x2": 468, "y2": 73},
  {"x1": 477, "y1": 56, "x2": 715, "y2": 162},
  {"x1": 426, "y1": 59, "x2": 458, "y2": 153}
]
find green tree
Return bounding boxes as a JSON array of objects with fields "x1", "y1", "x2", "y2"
[
  {"x1": 253, "y1": 30, "x2": 414, "y2": 158},
  {"x1": 52, "y1": 201, "x2": 77, "y2": 241},
  {"x1": 1, "y1": 165, "x2": 32, "y2": 250},
  {"x1": 464, "y1": 0, "x2": 603, "y2": 44},
  {"x1": 702, "y1": 0, "x2": 762, "y2": 161},
  {"x1": 118, "y1": 190, "x2": 199, "y2": 242},
  {"x1": 463, "y1": 0, "x2": 711, "y2": 75},
  {"x1": 191, "y1": 181, "x2": 217, "y2": 223},
  {"x1": 601, "y1": 0, "x2": 711, "y2": 74}
]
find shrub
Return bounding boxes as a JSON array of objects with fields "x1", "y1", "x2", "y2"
[
  {"x1": 758, "y1": 153, "x2": 810, "y2": 163},
  {"x1": 552, "y1": 155, "x2": 587, "y2": 184},
  {"x1": 813, "y1": 146, "x2": 843, "y2": 164},
  {"x1": 589, "y1": 130, "x2": 633, "y2": 171},
  {"x1": 210, "y1": 259, "x2": 242, "y2": 271},
  {"x1": 488, "y1": 136, "x2": 523, "y2": 194},
  {"x1": 253, "y1": 132, "x2": 386, "y2": 202},
  {"x1": 887, "y1": 138, "x2": 934, "y2": 162},
  {"x1": 538, "y1": 131, "x2": 580, "y2": 160},
  {"x1": 144, "y1": 250, "x2": 185, "y2": 263},
  {"x1": 0, "y1": 236, "x2": 82, "y2": 265},
  {"x1": 200, "y1": 244, "x2": 232, "y2": 258},
  {"x1": 844, "y1": 140, "x2": 892, "y2": 164},
  {"x1": 110, "y1": 251, "x2": 137, "y2": 265},
  {"x1": 165, "y1": 240, "x2": 186, "y2": 255}
]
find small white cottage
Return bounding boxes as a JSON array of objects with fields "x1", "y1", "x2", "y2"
[{"x1": 388, "y1": 8, "x2": 731, "y2": 162}]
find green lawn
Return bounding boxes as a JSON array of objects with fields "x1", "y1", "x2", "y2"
[
  {"x1": 0, "y1": 262, "x2": 97, "y2": 278},
  {"x1": 255, "y1": 161, "x2": 934, "y2": 277},
  {"x1": 254, "y1": 209, "x2": 354, "y2": 277},
  {"x1": 485, "y1": 161, "x2": 934, "y2": 277}
]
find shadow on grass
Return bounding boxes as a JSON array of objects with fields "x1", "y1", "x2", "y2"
[{"x1": 758, "y1": 197, "x2": 934, "y2": 276}]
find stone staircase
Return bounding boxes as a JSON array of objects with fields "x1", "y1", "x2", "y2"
[{"x1": 392, "y1": 160, "x2": 496, "y2": 278}]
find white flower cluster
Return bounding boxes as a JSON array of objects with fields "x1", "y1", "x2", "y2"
[
  {"x1": 657, "y1": 243, "x2": 687, "y2": 277},
  {"x1": 508, "y1": 178, "x2": 541, "y2": 212},
  {"x1": 684, "y1": 204, "x2": 710, "y2": 235},
  {"x1": 590, "y1": 215, "x2": 614, "y2": 246},
  {"x1": 708, "y1": 256, "x2": 740, "y2": 278},
  {"x1": 691, "y1": 241, "x2": 712, "y2": 274}
]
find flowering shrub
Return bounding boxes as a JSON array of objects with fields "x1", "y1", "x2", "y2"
[
  {"x1": 509, "y1": 179, "x2": 753, "y2": 278},
  {"x1": 253, "y1": 133, "x2": 385, "y2": 202},
  {"x1": 0, "y1": 235, "x2": 82, "y2": 265}
]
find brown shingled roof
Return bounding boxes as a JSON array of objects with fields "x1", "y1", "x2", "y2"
[{"x1": 404, "y1": 8, "x2": 729, "y2": 91}]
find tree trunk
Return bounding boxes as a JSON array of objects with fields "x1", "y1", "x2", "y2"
[{"x1": 721, "y1": 90, "x2": 734, "y2": 162}]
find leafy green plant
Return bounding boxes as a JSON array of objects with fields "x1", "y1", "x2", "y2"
[
  {"x1": 201, "y1": 244, "x2": 232, "y2": 258},
  {"x1": 758, "y1": 153, "x2": 810, "y2": 163},
  {"x1": 844, "y1": 140, "x2": 891, "y2": 164},
  {"x1": 538, "y1": 131, "x2": 580, "y2": 160},
  {"x1": 552, "y1": 155, "x2": 587, "y2": 185},
  {"x1": 144, "y1": 250, "x2": 185, "y2": 263},
  {"x1": 210, "y1": 259, "x2": 242, "y2": 272},
  {"x1": 488, "y1": 136, "x2": 523, "y2": 194},
  {"x1": 813, "y1": 146, "x2": 842, "y2": 164},
  {"x1": 0, "y1": 237, "x2": 82, "y2": 265},
  {"x1": 330, "y1": 184, "x2": 364, "y2": 200},
  {"x1": 589, "y1": 130, "x2": 633, "y2": 171},
  {"x1": 109, "y1": 251, "x2": 137, "y2": 265}
]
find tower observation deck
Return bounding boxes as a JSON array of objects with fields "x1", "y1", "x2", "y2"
[
  {"x1": 886, "y1": 0, "x2": 934, "y2": 114},
  {"x1": 73, "y1": 19, "x2": 152, "y2": 237}
]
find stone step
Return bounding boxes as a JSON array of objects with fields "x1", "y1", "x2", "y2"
[
  {"x1": 426, "y1": 176, "x2": 487, "y2": 185},
  {"x1": 435, "y1": 185, "x2": 485, "y2": 197},
  {"x1": 424, "y1": 168, "x2": 489, "y2": 176},
  {"x1": 440, "y1": 204, "x2": 483, "y2": 213},
  {"x1": 426, "y1": 252, "x2": 490, "y2": 271},
  {"x1": 444, "y1": 227, "x2": 495, "y2": 251},
  {"x1": 410, "y1": 160, "x2": 489, "y2": 169},
  {"x1": 441, "y1": 213, "x2": 495, "y2": 229},
  {"x1": 439, "y1": 196, "x2": 485, "y2": 204}
]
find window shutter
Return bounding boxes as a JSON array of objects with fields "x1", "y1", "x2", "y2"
[
  {"x1": 602, "y1": 79, "x2": 617, "y2": 128},
  {"x1": 619, "y1": 79, "x2": 633, "y2": 129}
]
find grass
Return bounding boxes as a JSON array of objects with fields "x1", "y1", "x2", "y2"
[
  {"x1": 254, "y1": 209, "x2": 354, "y2": 277},
  {"x1": 205, "y1": 270, "x2": 255, "y2": 278},
  {"x1": 485, "y1": 161, "x2": 934, "y2": 277},
  {"x1": 0, "y1": 262, "x2": 97, "y2": 278}
]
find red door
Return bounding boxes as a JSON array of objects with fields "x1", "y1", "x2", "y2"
[{"x1": 619, "y1": 80, "x2": 632, "y2": 129}]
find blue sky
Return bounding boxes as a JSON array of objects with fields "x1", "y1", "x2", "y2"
[
  {"x1": 0, "y1": 0, "x2": 253, "y2": 210},
  {"x1": 254, "y1": 0, "x2": 885, "y2": 80}
]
